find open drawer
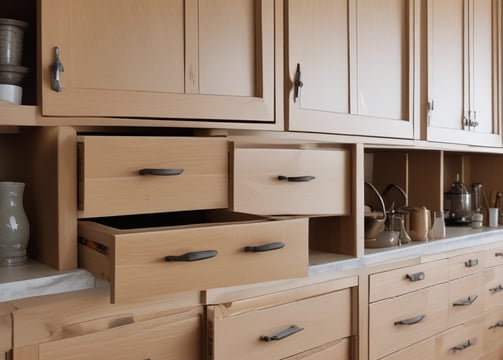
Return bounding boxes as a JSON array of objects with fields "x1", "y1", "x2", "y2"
[{"x1": 78, "y1": 210, "x2": 308, "y2": 303}]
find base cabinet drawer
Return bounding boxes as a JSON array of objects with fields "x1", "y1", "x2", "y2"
[
  {"x1": 283, "y1": 338, "x2": 351, "y2": 360},
  {"x1": 485, "y1": 246, "x2": 503, "y2": 268},
  {"x1": 483, "y1": 306, "x2": 503, "y2": 354},
  {"x1": 78, "y1": 211, "x2": 308, "y2": 303},
  {"x1": 448, "y1": 251, "x2": 484, "y2": 280},
  {"x1": 369, "y1": 283, "x2": 448, "y2": 359},
  {"x1": 207, "y1": 288, "x2": 352, "y2": 360},
  {"x1": 484, "y1": 266, "x2": 503, "y2": 311},
  {"x1": 434, "y1": 318, "x2": 484, "y2": 360},
  {"x1": 379, "y1": 337, "x2": 436, "y2": 360},
  {"x1": 448, "y1": 273, "x2": 484, "y2": 327}
]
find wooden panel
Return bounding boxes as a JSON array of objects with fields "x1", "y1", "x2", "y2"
[
  {"x1": 369, "y1": 283, "x2": 448, "y2": 359},
  {"x1": 447, "y1": 272, "x2": 484, "y2": 327},
  {"x1": 79, "y1": 216, "x2": 308, "y2": 303},
  {"x1": 484, "y1": 265, "x2": 503, "y2": 311},
  {"x1": 208, "y1": 289, "x2": 352, "y2": 360},
  {"x1": 78, "y1": 136, "x2": 228, "y2": 217},
  {"x1": 379, "y1": 336, "x2": 435, "y2": 360},
  {"x1": 0, "y1": 302, "x2": 14, "y2": 353},
  {"x1": 283, "y1": 338, "x2": 351, "y2": 360},
  {"x1": 232, "y1": 147, "x2": 350, "y2": 215},
  {"x1": 434, "y1": 318, "x2": 484, "y2": 359},
  {"x1": 482, "y1": 306, "x2": 503, "y2": 354},
  {"x1": 369, "y1": 259, "x2": 448, "y2": 302},
  {"x1": 448, "y1": 251, "x2": 485, "y2": 280}
]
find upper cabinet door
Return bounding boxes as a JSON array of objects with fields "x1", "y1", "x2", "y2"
[
  {"x1": 40, "y1": 0, "x2": 276, "y2": 122},
  {"x1": 287, "y1": 0, "x2": 416, "y2": 139},
  {"x1": 427, "y1": 0, "x2": 501, "y2": 147}
]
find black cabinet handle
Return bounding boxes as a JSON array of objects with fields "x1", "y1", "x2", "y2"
[
  {"x1": 451, "y1": 338, "x2": 477, "y2": 351},
  {"x1": 496, "y1": 252, "x2": 503, "y2": 257},
  {"x1": 489, "y1": 285, "x2": 503, "y2": 294},
  {"x1": 260, "y1": 325, "x2": 304, "y2": 342},
  {"x1": 139, "y1": 168, "x2": 184, "y2": 176},
  {"x1": 489, "y1": 321, "x2": 503, "y2": 329},
  {"x1": 406, "y1": 272, "x2": 425, "y2": 282},
  {"x1": 465, "y1": 259, "x2": 479, "y2": 267},
  {"x1": 165, "y1": 250, "x2": 217, "y2": 262},
  {"x1": 293, "y1": 63, "x2": 303, "y2": 103},
  {"x1": 277, "y1": 175, "x2": 315, "y2": 182},
  {"x1": 394, "y1": 314, "x2": 425, "y2": 326},
  {"x1": 245, "y1": 242, "x2": 285, "y2": 253},
  {"x1": 453, "y1": 295, "x2": 478, "y2": 306}
]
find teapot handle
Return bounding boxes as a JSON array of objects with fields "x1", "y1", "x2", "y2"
[{"x1": 365, "y1": 181, "x2": 387, "y2": 221}]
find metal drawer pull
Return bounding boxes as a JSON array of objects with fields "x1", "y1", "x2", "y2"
[
  {"x1": 51, "y1": 46, "x2": 64, "y2": 92},
  {"x1": 260, "y1": 325, "x2": 304, "y2": 342},
  {"x1": 489, "y1": 285, "x2": 503, "y2": 293},
  {"x1": 451, "y1": 338, "x2": 477, "y2": 351},
  {"x1": 277, "y1": 175, "x2": 315, "y2": 182},
  {"x1": 406, "y1": 272, "x2": 425, "y2": 282},
  {"x1": 465, "y1": 259, "x2": 479, "y2": 267},
  {"x1": 394, "y1": 314, "x2": 425, "y2": 326},
  {"x1": 495, "y1": 252, "x2": 503, "y2": 257},
  {"x1": 165, "y1": 250, "x2": 217, "y2": 262},
  {"x1": 139, "y1": 168, "x2": 184, "y2": 176},
  {"x1": 453, "y1": 295, "x2": 478, "y2": 306},
  {"x1": 489, "y1": 321, "x2": 503, "y2": 329},
  {"x1": 245, "y1": 242, "x2": 285, "y2": 253}
]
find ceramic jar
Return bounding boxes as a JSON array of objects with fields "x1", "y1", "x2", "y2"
[{"x1": 0, "y1": 182, "x2": 29, "y2": 266}]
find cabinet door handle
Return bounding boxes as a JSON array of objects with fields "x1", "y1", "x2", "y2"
[
  {"x1": 260, "y1": 325, "x2": 304, "y2": 342},
  {"x1": 489, "y1": 321, "x2": 503, "y2": 329},
  {"x1": 464, "y1": 259, "x2": 479, "y2": 267},
  {"x1": 453, "y1": 295, "x2": 478, "y2": 306},
  {"x1": 139, "y1": 168, "x2": 184, "y2": 176},
  {"x1": 293, "y1": 63, "x2": 303, "y2": 103},
  {"x1": 406, "y1": 272, "x2": 425, "y2": 282},
  {"x1": 277, "y1": 175, "x2": 315, "y2": 182},
  {"x1": 244, "y1": 242, "x2": 285, "y2": 253},
  {"x1": 51, "y1": 46, "x2": 64, "y2": 92},
  {"x1": 495, "y1": 252, "x2": 503, "y2": 257},
  {"x1": 164, "y1": 250, "x2": 217, "y2": 262},
  {"x1": 451, "y1": 338, "x2": 477, "y2": 351},
  {"x1": 394, "y1": 314, "x2": 425, "y2": 326},
  {"x1": 489, "y1": 285, "x2": 503, "y2": 294}
]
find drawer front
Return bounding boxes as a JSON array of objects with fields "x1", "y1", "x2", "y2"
[
  {"x1": 231, "y1": 147, "x2": 350, "y2": 215},
  {"x1": 208, "y1": 289, "x2": 352, "y2": 360},
  {"x1": 434, "y1": 318, "x2": 484, "y2": 360},
  {"x1": 283, "y1": 338, "x2": 351, "y2": 360},
  {"x1": 448, "y1": 273, "x2": 484, "y2": 327},
  {"x1": 483, "y1": 306, "x2": 503, "y2": 354},
  {"x1": 78, "y1": 136, "x2": 228, "y2": 217},
  {"x1": 485, "y1": 245, "x2": 503, "y2": 268},
  {"x1": 38, "y1": 311, "x2": 201, "y2": 360},
  {"x1": 79, "y1": 217, "x2": 308, "y2": 303},
  {"x1": 369, "y1": 259, "x2": 448, "y2": 302},
  {"x1": 448, "y1": 251, "x2": 484, "y2": 280},
  {"x1": 484, "y1": 266, "x2": 503, "y2": 311},
  {"x1": 369, "y1": 283, "x2": 448, "y2": 359},
  {"x1": 380, "y1": 336, "x2": 435, "y2": 360}
]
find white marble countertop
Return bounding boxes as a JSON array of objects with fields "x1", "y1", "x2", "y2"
[{"x1": 0, "y1": 260, "x2": 95, "y2": 302}]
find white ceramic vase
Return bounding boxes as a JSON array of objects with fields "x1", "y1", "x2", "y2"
[{"x1": 0, "y1": 182, "x2": 29, "y2": 266}]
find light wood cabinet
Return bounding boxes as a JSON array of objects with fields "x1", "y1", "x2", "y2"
[
  {"x1": 40, "y1": 0, "x2": 278, "y2": 124},
  {"x1": 427, "y1": 0, "x2": 502, "y2": 147},
  {"x1": 286, "y1": 0, "x2": 416, "y2": 138}
]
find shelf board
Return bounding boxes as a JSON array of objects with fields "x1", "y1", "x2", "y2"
[{"x1": 0, "y1": 103, "x2": 38, "y2": 127}]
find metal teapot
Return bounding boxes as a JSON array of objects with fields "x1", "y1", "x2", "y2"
[{"x1": 444, "y1": 174, "x2": 472, "y2": 226}]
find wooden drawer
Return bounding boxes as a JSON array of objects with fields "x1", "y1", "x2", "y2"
[
  {"x1": 37, "y1": 308, "x2": 202, "y2": 360},
  {"x1": 483, "y1": 306, "x2": 503, "y2": 354},
  {"x1": 231, "y1": 147, "x2": 350, "y2": 215},
  {"x1": 484, "y1": 265, "x2": 503, "y2": 311},
  {"x1": 77, "y1": 136, "x2": 228, "y2": 217},
  {"x1": 369, "y1": 283, "x2": 448, "y2": 359},
  {"x1": 448, "y1": 251, "x2": 484, "y2": 280},
  {"x1": 207, "y1": 288, "x2": 352, "y2": 360},
  {"x1": 283, "y1": 338, "x2": 351, "y2": 360},
  {"x1": 379, "y1": 337, "x2": 435, "y2": 360},
  {"x1": 369, "y1": 259, "x2": 448, "y2": 302},
  {"x1": 485, "y1": 245, "x2": 503, "y2": 268},
  {"x1": 448, "y1": 273, "x2": 484, "y2": 327},
  {"x1": 78, "y1": 210, "x2": 308, "y2": 303},
  {"x1": 434, "y1": 318, "x2": 484, "y2": 360}
]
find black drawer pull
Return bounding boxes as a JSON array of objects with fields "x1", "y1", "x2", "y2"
[
  {"x1": 406, "y1": 272, "x2": 425, "y2": 282},
  {"x1": 451, "y1": 338, "x2": 477, "y2": 351},
  {"x1": 465, "y1": 259, "x2": 479, "y2": 267},
  {"x1": 489, "y1": 321, "x2": 503, "y2": 329},
  {"x1": 260, "y1": 325, "x2": 304, "y2": 342},
  {"x1": 277, "y1": 175, "x2": 315, "y2": 182},
  {"x1": 394, "y1": 314, "x2": 425, "y2": 326},
  {"x1": 489, "y1": 285, "x2": 503, "y2": 294},
  {"x1": 245, "y1": 242, "x2": 285, "y2": 253},
  {"x1": 496, "y1": 252, "x2": 503, "y2": 257},
  {"x1": 453, "y1": 295, "x2": 478, "y2": 306},
  {"x1": 165, "y1": 250, "x2": 217, "y2": 262},
  {"x1": 139, "y1": 168, "x2": 184, "y2": 176}
]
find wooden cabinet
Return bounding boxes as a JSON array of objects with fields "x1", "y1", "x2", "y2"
[
  {"x1": 286, "y1": 0, "x2": 416, "y2": 138},
  {"x1": 427, "y1": 0, "x2": 502, "y2": 147},
  {"x1": 40, "y1": 0, "x2": 278, "y2": 124}
]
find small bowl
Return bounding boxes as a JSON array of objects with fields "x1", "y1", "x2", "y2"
[
  {"x1": 0, "y1": 84, "x2": 22, "y2": 104},
  {"x1": 0, "y1": 64, "x2": 28, "y2": 85}
]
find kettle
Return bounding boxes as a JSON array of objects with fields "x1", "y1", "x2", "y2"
[{"x1": 444, "y1": 174, "x2": 472, "y2": 226}]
